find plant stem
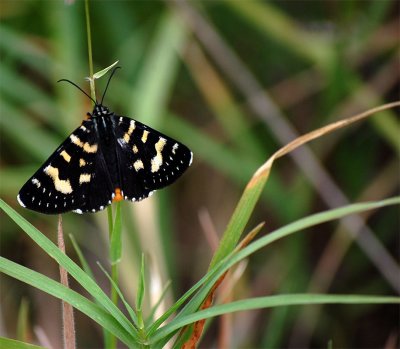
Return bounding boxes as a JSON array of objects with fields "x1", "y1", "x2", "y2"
[
  {"x1": 84, "y1": 0, "x2": 95, "y2": 102},
  {"x1": 57, "y1": 215, "x2": 76, "y2": 349},
  {"x1": 84, "y1": 2, "x2": 117, "y2": 348}
]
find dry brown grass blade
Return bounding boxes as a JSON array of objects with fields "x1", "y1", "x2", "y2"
[
  {"x1": 249, "y1": 101, "x2": 400, "y2": 189},
  {"x1": 181, "y1": 223, "x2": 264, "y2": 349}
]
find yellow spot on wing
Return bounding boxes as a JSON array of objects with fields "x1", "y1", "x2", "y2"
[
  {"x1": 60, "y1": 150, "x2": 71, "y2": 162},
  {"x1": 79, "y1": 158, "x2": 86, "y2": 167},
  {"x1": 79, "y1": 173, "x2": 91, "y2": 184},
  {"x1": 44, "y1": 166, "x2": 73, "y2": 194},
  {"x1": 134, "y1": 159, "x2": 144, "y2": 171},
  {"x1": 83, "y1": 142, "x2": 98, "y2": 153},
  {"x1": 141, "y1": 130, "x2": 149, "y2": 143},
  {"x1": 132, "y1": 145, "x2": 138, "y2": 154},
  {"x1": 151, "y1": 137, "x2": 166, "y2": 173},
  {"x1": 70, "y1": 134, "x2": 97, "y2": 153},
  {"x1": 123, "y1": 120, "x2": 136, "y2": 143}
]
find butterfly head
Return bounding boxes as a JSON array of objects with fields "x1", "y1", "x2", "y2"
[{"x1": 92, "y1": 104, "x2": 111, "y2": 118}]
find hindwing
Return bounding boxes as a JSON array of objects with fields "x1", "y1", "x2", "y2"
[{"x1": 112, "y1": 115, "x2": 192, "y2": 202}]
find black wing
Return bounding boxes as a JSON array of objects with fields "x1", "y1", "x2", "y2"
[
  {"x1": 112, "y1": 114, "x2": 193, "y2": 202},
  {"x1": 17, "y1": 120, "x2": 114, "y2": 214}
]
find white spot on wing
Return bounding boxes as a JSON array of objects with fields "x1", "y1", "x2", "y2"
[
  {"x1": 73, "y1": 209, "x2": 83, "y2": 214},
  {"x1": 134, "y1": 159, "x2": 144, "y2": 171},
  {"x1": 32, "y1": 178, "x2": 41, "y2": 188},
  {"x1": 189, "y1": 152, "x2": 193, "y2": 166},
  {"x1": 17, "y1": 194, "x2": 26, "y2": 207}
]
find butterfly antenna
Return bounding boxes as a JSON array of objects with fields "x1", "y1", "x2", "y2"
[
  {"x1": 57, "y1": 79, "x2": 97, "y2": 105},
  {"x1": 101, "y1": 66, "x2": 121, "y2": 105}
]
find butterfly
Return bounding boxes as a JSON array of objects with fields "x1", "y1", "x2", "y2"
[{"x1": 17, "y1": 67, "x2": 192, "y2": 214}]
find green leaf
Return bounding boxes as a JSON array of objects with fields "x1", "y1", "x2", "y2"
[
  {"x1": 16, "y1": 299, "x2": 29, "y2": 342},
  {"x1": 0, "y1": 199, "x2": 138, "y2": 341},
  {"x1": 148, "y1": 197, "x2": 400, "y2": 339},
  {"x1": 151, "y1": 294, "x2": 400, "y2": 342},
  {"x1": 208, "y1": 166, "x2": 268, "y2": 269},
  {"x1": 136, "y1": 253, "x2": 145, "y2": 312},
  {"x1": 110, "y1": 202, "x2": 122, "y2": 265},
  {"x1": 0, "y1": 257, "x2": 136, "y2": 347},
  {"x1": 0, "y1": 337, "x2": 46, "y2": 349},
  {"x1": 131, "y1": 11, "x2": 187, "y2": 126},
  {"x1": 69, "y1": 233, "x2": 95, "y2": 280},
  {"x1": 92, "y1": 61, "x2": 119, "y2": 80},
  {"x1": 97, "y1": 262, "x2": 139, "y2": 328}
]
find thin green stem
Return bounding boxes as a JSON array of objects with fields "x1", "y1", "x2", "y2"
[
  {"x1": 107, "y1": 206, "x2": 114, "y2": 235},
  {"x1": 84, "y1": 1, "x2": 117, "y2": 348},
  {"x1": 85, "y1": 0, "x2": 95, "y2": 102}
]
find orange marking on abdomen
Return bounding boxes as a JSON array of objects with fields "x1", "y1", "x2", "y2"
[{"x1": 113, "y1": 188, "x2": 123, "y2": 202}]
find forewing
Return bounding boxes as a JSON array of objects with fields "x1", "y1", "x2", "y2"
[
  {"x1": 112, "y1": 115, "x2": 193, "y2": 201},
  {"x1": 17, "y1": 120, "x2": 113, "y2": 214}
]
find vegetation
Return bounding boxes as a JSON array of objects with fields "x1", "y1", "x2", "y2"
[{"x1": 1, "y1": 1, "x2": 399, "y2": 348}]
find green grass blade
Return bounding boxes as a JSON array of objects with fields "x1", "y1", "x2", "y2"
[
  {"x1": 224, "y1": 0, "x2": 333, "y2": 68},
  {"x1": 151, "y1": 294, "x2": 400, "y2": 342},
  {"x1": 136, "y1": 253, "x2": 145, "y2": 312},
  {"x1": 0, "y1": 199, "x2": 138, "y2": 340},
  {"x1": 208, "y1": 165, "x2": 268, "y2": 269},
  {"x1": 0, "y1": 337, "x2": 46, "y2": 349},
  {"x1": 0, "y1": 101, "x2": 60, "y2": 161},
  {"x1": 93, "y1": 61, "x2": 119, "y2": 80},
  {"x1": 0, "y1": 257, "x2": 136, "y2": 347},
  {"x1": 148, "y1": 197, "x2": 399, "y2": 338},
  {"x1": 69, "y1": 233, "x2": 95, "y2": 280},
  {"x1": 110, "y1": 202, "x2": 122, "y2": 265},
  {"x1": 97, "y1": 262, "x2": 139, "y2": 328},
  {"x1": 131, "y1": 11, "x2": 187, "y2": 125},
  {"x1": 16, "y1": 299, "x2": 29, "y2": 342}
]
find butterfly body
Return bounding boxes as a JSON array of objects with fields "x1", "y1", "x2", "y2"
[{"x1": 18, "y1": 103, "x2": 192, "y2": 214}]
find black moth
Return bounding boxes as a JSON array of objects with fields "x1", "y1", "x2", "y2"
[{"x1": 18, "y1": 67, "x2": 192, "y2": 214}]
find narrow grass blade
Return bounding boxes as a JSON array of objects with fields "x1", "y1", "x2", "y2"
[
  {"x1": 0, "y1": 257, "x2": 136, "y2": 347},
  {"x1": 97, "y1": 262, "x2": 139, "y2": 328},
  {"x1": 148, "y1": 197, "x2": 399, "y2": 338},
  {"x1": 209, "y1": 102, "x2": 400, "y2": 269},
  {"x1": 151, "y1": 294, "x2": 400, "y2": 342},
  {"x1": 110, "y1": 202, "x2": 122, "y2": 265},
  {"x1": 69, "y1": 233, "x2": 95, "y2": 280},
  {"x1": 16, "y1": 299, "x2": 29, "y2": 342},
  {"x1": 0, "y1": 199, "x2": 138, "y2": 340},
  {"x1": 0, "y1": 337, "x2": 46, "y2": 349},
  {"x1": 136, "y1": 253, "x2": 145, "y2": 312},
  {"x1": 92, "y1": 61, "x2": 119, "y2": 80}
]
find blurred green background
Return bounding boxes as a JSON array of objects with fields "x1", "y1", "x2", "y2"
[{"x1": 0, "y1": 0, "x2": 399, "y2": 348}]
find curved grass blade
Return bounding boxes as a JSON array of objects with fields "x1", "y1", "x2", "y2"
[
  {"x1": 0, "y1": 257, "x2": 136, "y2": 347},
  {"x1": 0, "y1": 337, "x2": 46, "y2": 349},
  {"x1": 0, "y1": 199, "x2": 138, "y2": 341},
  {"x1": 152, "y1": 294, "x2": 400, "y2": 342},
  {"x1": 148, "y1": 197, "x2": 400, "y2": 340}
]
